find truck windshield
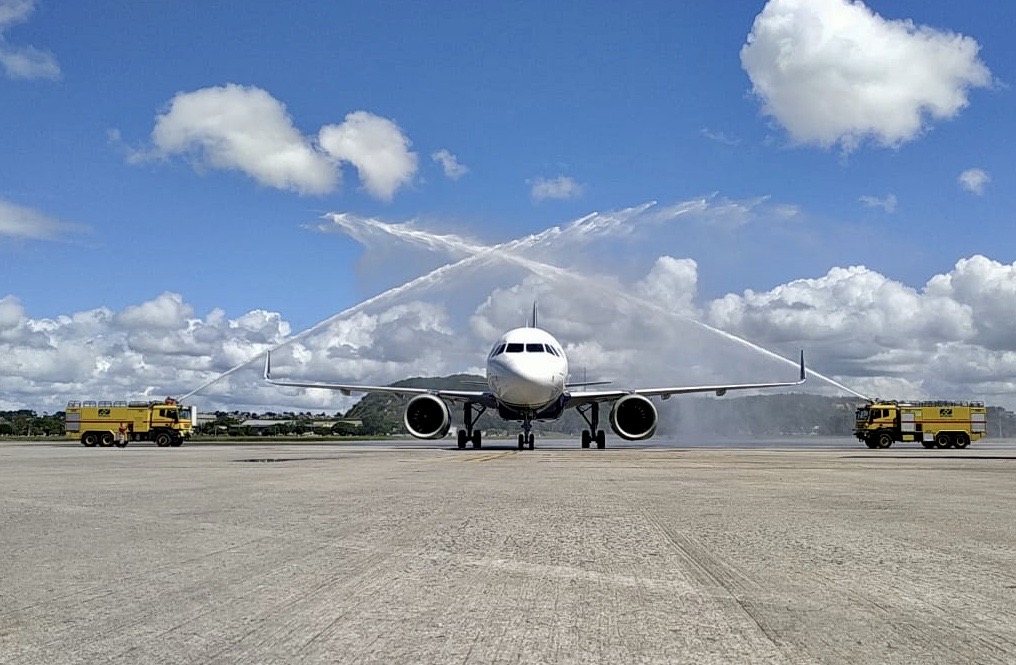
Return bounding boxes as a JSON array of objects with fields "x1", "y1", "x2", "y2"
[
  {"x1": 178, "y1": 407, "x2": 192, "y2": 421},
  {"x1": 856, "y1": 408, "x2": 870, "y2": 421}
]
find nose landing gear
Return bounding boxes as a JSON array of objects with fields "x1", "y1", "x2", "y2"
[{"x1": 517, "y1": 412, "x2": 535, "y2": 450}]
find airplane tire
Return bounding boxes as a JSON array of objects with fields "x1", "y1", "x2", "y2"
[
  {"x1": 518, "y1": 434, "x2": 525, "y2": 450},
  {"x1": 471, "y1": 430, "x2": 482, "y2": 448},
  {"x1": 595, "y1": 430, "x2": 606, "y2": 449},
  {"x1": 581, "y1": 430, "x2": 590, "y2": 449},
  {"x1": 527, "y1": 433, "x2": 534, "y2": 451},
  {"x1": 457, "y1": 430, "x2": 467, "y2": 449}
]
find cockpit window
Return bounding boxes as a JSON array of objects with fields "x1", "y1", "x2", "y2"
[
  {"x1": 526, "y1": 343, "x2": 545, "y2": 353},
  {"x1": 506, "y1": 343, "x2": 524, "y2": 353},
  {"x1": 490, "y1": 343, "x2": 506, "y2": 357}
]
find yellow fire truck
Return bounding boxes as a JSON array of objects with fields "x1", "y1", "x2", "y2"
[
  {"x1": 65, "y1": 399, "x2": 195, "y2": 448},
  {"x1": 854, "y1": 400, "x2": 987, "y2": 449}
]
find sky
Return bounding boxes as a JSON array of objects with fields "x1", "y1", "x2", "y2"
[{"x1": 2, "y1": 0, "x2": 1015, "y2": 414}]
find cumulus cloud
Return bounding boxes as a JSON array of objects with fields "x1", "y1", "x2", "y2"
[
  {"x1": 8, "y1": 201, "x2": 1016, "y2": 413},
  {"x1": 0, "y1": 0, "x2": 60, "y2": 80},
  {"x1": 0, "y1": 198, "x2": 81, "y2": 240},
  {"x1": 741, "y1": 0, "x2": 993, "y2": 151},
  {"x1": 149, "y1": 84, "x2": 337, "y2": 195},
  {"x1": 530, "y1": 176, "x2": 584, "y2": 202},
  {"x1": 859, "y1": 193, "x2": 897, "y2": 213},
  {"x1": 318, "y1": 111, "x2": 418, "y2": 200},
  {"x1": 139, "y1": 85, "x2": 418, "y2": 200},
  {"x1": 431, "y1": 149, "x2": 469, "y2": 180},
  {"x1": 958, "y1": 168, "x2": 990, "y2": 195}
]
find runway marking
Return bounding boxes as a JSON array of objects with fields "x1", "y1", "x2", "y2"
[{"x1": 455, "y1": 451, "x2": 517, "y2": 463}]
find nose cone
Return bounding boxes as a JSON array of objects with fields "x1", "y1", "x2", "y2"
[{"x1": 489, "y1": 356, "x2": 564, "y2": 408}]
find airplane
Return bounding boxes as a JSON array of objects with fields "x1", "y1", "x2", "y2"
[{"x1": 264, "y1": 304, "x2": 806, "y2": 450}]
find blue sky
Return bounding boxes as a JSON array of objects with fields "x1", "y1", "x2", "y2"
[{"x1": 2, "y1": 0, "x2": 1015, "y2": 412}]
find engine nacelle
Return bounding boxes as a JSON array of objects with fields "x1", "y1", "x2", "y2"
[
  {"x1": 403, "y1": 394, "x2": 452, "y2": 440},
  {"x1": 609, "y1": 394, "x2": 658, "y2": 441}
]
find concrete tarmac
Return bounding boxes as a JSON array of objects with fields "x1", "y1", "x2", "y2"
[{"x1": 2, "y1": 438, "x2": 1016, "y2": 664}]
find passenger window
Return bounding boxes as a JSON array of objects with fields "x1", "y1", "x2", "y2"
[
  {"x1": 526, "y1": 343, "x2": 544, "y2": 352},
  {"x1": 506, "y1": 343, "x2": 523, "y2": 353}
]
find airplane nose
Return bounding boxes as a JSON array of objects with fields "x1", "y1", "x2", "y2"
[{"x1": 493, "y1": 357, "x2": 562, "y2": 407}]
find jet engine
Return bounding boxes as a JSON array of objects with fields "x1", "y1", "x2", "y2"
[
  {"x1": 609, "y1": 394, "x2": 658, "y2": 441},
  {"x1": 403, "y1": 394, "x2": 452, "y2": 439}
]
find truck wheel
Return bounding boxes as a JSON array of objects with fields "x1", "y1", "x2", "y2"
[
  {"x1": 935, "y1": 432, "x2": 952, "y2": 449},
  {"x1": 81, "y1": 432, "x2": 99, "y2": 447},
  {"x1": 100, "y1": 432, "x2": 114, "y2": 447},
  {"x1": 169, "y1": 439, "x2": 183, "y2": 447},
  {"x1": 876, "y1": 433, "x2": 893, "y2": 448},
  {"x1": 953, "y1": 433, "x2": 970, "y2": 449},
  {"x1": 864, "y1": 438, "x2": 877, "y2": 449},
  {"x1": 154, "y1": 432, "x2": 172, "y2": 447}
]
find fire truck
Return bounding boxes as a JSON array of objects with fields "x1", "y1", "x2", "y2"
[
  {"x1": 854, "y1": 400, "x2": 987, "y2": 449},
  {"x1": 65, "y1": 398, "x2": 195, "y2": 448}
]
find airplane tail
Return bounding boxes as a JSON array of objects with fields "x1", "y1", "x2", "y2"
[{"x1": 529, "y1": 301, "x2": 538, "y2": 328}]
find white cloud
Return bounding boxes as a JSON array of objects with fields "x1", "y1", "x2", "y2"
[
  {"x1": 700, "y1": 128, "x2": 740, "y2": 146},
  {"x1": 115, "y1": 292, "x2": 194, "y2": 331},
  {"x1": 431, "y1": 149, "x2": 469, "y2": 180},
  {"x1": 8, "y1": 202, "x2": 1016, "y2": 413},
  {"x1": 0, "y1": 198, "x2": 81, "y2": 240},
  {"x1": 0, "y1": 0, "x2": 60, "y2": 80},
  {"x1": 530, "y1": 176, "x2": 584, "y2": 202},
  {"x1": 318, "y1": 111, "x2": 418, "y2": 200},
  {"x1": 141, "y1": 86, "x2": 419, "y2": 201},
  {"x1": 958, "y1": 168, "x2": 990, "y2": 195},
  {"x1": 741, "y1": 0, "x2": 993, "y2": 151},
  {"x1": 150, "y1": 84, "x2": 338, "y2": 195},
  {"x1": 859, "y1": 193, "x2": 897, "y2": 213}
]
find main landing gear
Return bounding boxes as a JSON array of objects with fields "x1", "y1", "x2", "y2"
[
  {"x1": 577, "y1": 403, "x2": 607, "y2": 449},
  {"x1": 457, "y1": 403, "x2": 486, "y2": 449}
]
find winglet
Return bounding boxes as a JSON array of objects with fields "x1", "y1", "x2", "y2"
[{"x1": 263, "y1": 351, "x2": 272, "y2": 380}]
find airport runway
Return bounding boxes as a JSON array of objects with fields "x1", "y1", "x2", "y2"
[{"x1": 2, "y1": 438, "x2": 1016, "y2": 664}]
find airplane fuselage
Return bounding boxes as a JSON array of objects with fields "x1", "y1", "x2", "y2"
[{"x1": 486, "y1": 327, "x2": 568, "y2": 411}]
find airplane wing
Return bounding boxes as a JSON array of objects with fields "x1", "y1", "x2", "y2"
[
  {"x1": 565, "y1": 351, "x2": 807, "y2": 407},
  {"x1": 262, "y1": 353, "x2": 489, "y2": 403}
]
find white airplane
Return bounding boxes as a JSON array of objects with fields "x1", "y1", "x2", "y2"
[{"x1": 264, "y1": 305, "x2": 806, "y2": 450}]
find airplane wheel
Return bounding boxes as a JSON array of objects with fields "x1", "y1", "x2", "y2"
[
  {"x1": 471, "y1": 430, "x2": 482, "y2": 449},
  {"x1": 596, "y1": 430, "x2": 606, "y2": 449},
  {"x1": 457, "y1": 430, "x2": 467, "y2": 449},
  {"x1": 527, "y1": 433, "x2": 534, "y2": 451},
  {"x1": 518, "y1": 434, "x2": 525, "y2": 450},
  {"x1": 581, "y1": 430, "x2": 590, "y2": 449}
]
